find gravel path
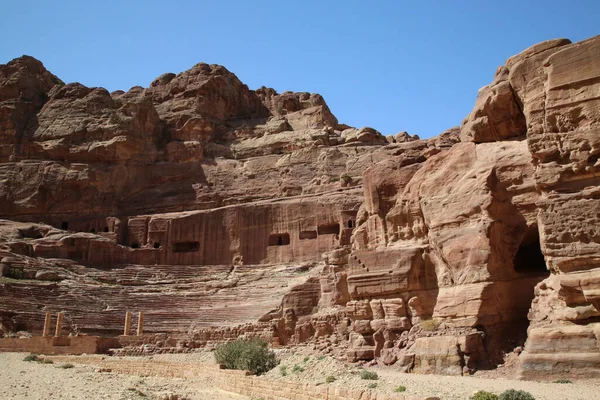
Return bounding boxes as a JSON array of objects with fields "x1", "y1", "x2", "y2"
[{"x1": 0, "y1": 353, "x2": 248, "y2": 400}]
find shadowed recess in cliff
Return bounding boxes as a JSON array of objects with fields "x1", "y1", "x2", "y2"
[{"x1": 513, "y1": 227, "x2": 547, "y2": 275}]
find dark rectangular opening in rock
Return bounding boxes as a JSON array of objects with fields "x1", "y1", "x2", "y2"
[
  {"x1": 268, "y1": 233, "x2": 290, "y2": 246},
  {"x1": 173, "y1": 241, "x2": 200, "y2": 253},
  {"x1": 317, "y1": 223, "x2": 340, "y2": 235},
  {"x1": 299, "y1": 230, "x2": 318, "y2": 240}
]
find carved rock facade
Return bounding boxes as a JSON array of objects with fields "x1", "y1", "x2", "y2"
[{"x1": 1, "y1": 35, "x2": 599, "y2": 380}]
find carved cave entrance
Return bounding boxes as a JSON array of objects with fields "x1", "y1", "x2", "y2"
[
  {"x1": 173, "y1": 241, "x2": 200, "y2": 253},
  {"x1": 490, "y1": 225, "x2": 550, "y2": 365},
  {"x1": 317, "y1": 223, "x2": 340, "y2": 235},
  {"x1": 299, "y1": 230, "x2": 317, "y2": 240},
  {"x1": 268, "y1": 233, "x2": 290, "y2": 246},
  {"x1": 513, "y1": 227, "x2": 547, "y2": 275}
]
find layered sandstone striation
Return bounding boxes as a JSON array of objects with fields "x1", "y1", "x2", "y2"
[{"x1": 1, "y1": 35, "x2": 599, "y2": 380}]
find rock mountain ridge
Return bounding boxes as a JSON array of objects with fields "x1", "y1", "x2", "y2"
[{"x1": 1, "y1": 35, "x2": 600, "y2": 380}]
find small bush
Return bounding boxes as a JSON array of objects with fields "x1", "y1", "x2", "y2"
[
  {"x1": 367, "y1": 383, "x2": 377, "y2": 389},
  {"x1": 421, "y1": 318, "x2": 441, "y2": 331},
  {"x1": 214, "y1": 339, "x2": 277, "y2": 376},
  {"x1": 360, "y1": 370, "x2": 378, "y2": 380},
  {"x1": 553, "y1": 379, "x2": 572, "y2": 384},
  {"x1": 326, "y1": 376, "x2": 336, "y2": 383},
  {"x1": 303, "y1": 356, "x2": 310, "y2": 362},
  {"x1": 6, "y1": 268, "x2": 24, "y2": 279},
  {"x1": 471, "y1": 391, "x2": 499, "y2": 400},
  {"x1": 317, "y1": 355, "x2": 325, "y2": 361},
  {"x1": 394, "y1": 386, "x2": 407, "y2": 393},
  {"x1": 59, "y1": 363, "x2": 74, "y2": 369},
  {"x1": 292, "y1": 364, "x2": 304, "y2": 373},
  {"x1": 279, "y1": 365, "x2": 287, "y2": 376},
  {"x1": 341, "y1": 174, "x2": 352, "y2": 183},
  {"x1": 23, "y1": 354, "x2": 40, "y2": 362},
  {"x1": 498, "y1": 389, "x2": 535, "y2": 400}
]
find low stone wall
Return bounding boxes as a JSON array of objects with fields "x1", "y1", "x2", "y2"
[
  {"x1": 0, "y1": 336, "x2": 119, "y2": 355},
  {"x1": 48, "y1": 355, "x2": 439, "y2": 400}
]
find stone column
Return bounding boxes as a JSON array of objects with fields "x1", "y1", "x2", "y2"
[
  {"x1": 42, "y1": 312, "x2": 52, "y2": 336},
  {"x1": 136, "y1": 312, "x2": 144, "y2": 336},
  {"x1": 54, "y1": 312, "x2": 64, "y2": 337},
  {"x1": 123, "y1": 311, "x2": 132, "y2": 336}
]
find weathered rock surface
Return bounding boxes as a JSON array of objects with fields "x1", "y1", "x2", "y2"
[{"x1": 1, "y1": 35, "x2": 600, "y2": 380}]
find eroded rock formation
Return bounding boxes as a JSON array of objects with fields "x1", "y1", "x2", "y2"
[{"x1": 1, "y1": 35, "x2": 599, "y2": 380}]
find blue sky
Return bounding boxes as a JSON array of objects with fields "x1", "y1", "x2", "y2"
[{"x1": 2, "y1": 1, "x2": 598, "y2": 138}]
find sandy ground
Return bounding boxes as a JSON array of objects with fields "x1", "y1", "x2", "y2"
[
  {"x1": 3, "y1": 351, "x2": 600, "y2": 400},
  {"x1": 268, "y1": 352, "x2": 600, "y2": 400},
  {"x1": 0, "y1": 353, "x2": 248, "y2": 400}
]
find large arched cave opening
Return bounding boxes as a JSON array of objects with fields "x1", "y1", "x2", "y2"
[{"x1": 482, "y1": 225, "x2": 551, "y2": 368}]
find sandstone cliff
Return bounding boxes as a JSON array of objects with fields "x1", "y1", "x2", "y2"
[{"x1": 1, "y1": 35, "x2": 599, "y2": 380}]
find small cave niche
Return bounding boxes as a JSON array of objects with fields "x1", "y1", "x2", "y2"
[
  {"x1": 347, "y1": 219, "x2": 355, "y2": 229},
  {"x1": 173, "y1": 241, "x2": 200, "y2": 253},
  {"x1": 90, "y1": 228, "x2": 96, "y2": 234},
  {"x1": 18, "y1": 227, "x2": 46, "y2": 240},
  {"x1": 268, "y1": 233, "x2": 290, "y2": 246},
  {"x1": 60, "y1": 221, "x2": 69, "y2": 230},
  {"x1": 317, "y1": 223, "x2": 340, "y2": 235},
  {"x1": 299, "y1": 230, "x2": 317, "y2": 240},
  {"x1": 513, "y1": 226, "x2": 548, "y2": 275},
  {"x1": 131, "y1": 242, "x2": 140, "y2": 249},
  {"x1": 103, "y1": 227, "x2": 109, "y2": 233},
  {"x1": 153, "y1": 242, "x2": 161, "y2": 249}
]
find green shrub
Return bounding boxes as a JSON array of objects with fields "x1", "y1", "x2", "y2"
[
  {"x1": 303, "y1": 356, "x2": 310, "y2": 362},
  {"x1": 471, "y1": 391, "x2": 499, "y2": 400},
  {"x1": 6, "y1": 268, "x2": 24, "y2": 279},
  {"x1": 367, "y1": 383, "x2": 377, "y2": 389},
  {"x1": 59, "y1": 363, "x2": 74, "y2": 369},
  {"x1": 317, "y1": 355, "x2": 325, "y2": 361},
  {"x1": 498, "y1": 389, "x2": 535, "y2": 400},
  {"x1": 279, "y1": 365, "x2": 287, "y2": 376},
  {"x1": 23, "y1": 354, "x2": 39, "y2": 362},
  {"x1": 359, "y1": 370, "x2": 378, "y2": 380},
  {"x1": 553, "y1": 379, "x2": 572, "y2": 384},
  {"x1": 341, "y1": 174, "x2": 352, "y2": 183},
  {"x1": 292, "y1": 364, "x2": 304, "y2": 373},
  {"x1": 214, "y1": 339, "x2": 277, "y2": 375},
  {"x1": 421, "y1": 318, "x2": 441, "y2": 331},
  {"x1": 326, "y1": 375, "x2": 336, "y2": 383},
  {"x1": 394, "y1": 386, "x2": 407, "y2": 393}
]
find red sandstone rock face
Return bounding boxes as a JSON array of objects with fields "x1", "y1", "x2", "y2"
[
  {"x1": 1, "y1": 35, "x2": 599, "y2": 380},
  {"x1": 0, "y1": 55, "x2": 391, "y2": 343},
  {"x1": 0, "y1": 56, "x2": 63, "y2": 161}
]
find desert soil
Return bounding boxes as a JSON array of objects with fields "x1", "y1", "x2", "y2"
[
  {"x1": 2, "y1": 351, "x2": 600, "y2": 400},
  {"x1": 268, "y1": 351, "x2": 600, "y2": 400},
  {"x1": 0, "y1": 352, "x2": 248, "y2": 400}
]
